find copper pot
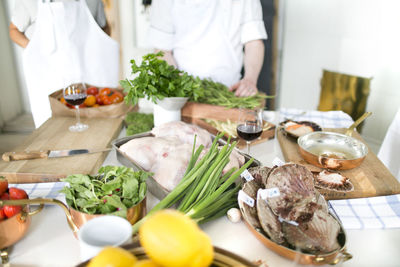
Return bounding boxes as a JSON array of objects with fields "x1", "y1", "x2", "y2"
[
  {"x1": 0, "y1": 197, "x2": 146, "y2": 236},
  {"x1": 297, "y1": 112, "x2": 371, "y2": 170},
  {"x1": 0, "y1": 204, "x2": 44, "y2": 250}
]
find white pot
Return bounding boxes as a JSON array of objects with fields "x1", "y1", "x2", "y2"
[{"x1": 153, "y1": 97, "x2": 188, "y2": 126}]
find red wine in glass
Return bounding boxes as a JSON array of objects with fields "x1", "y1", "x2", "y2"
[
  {"x1": 237, "y1": 124, "x2": 263, "y2": 141},
  {"x1": 64, "y1": 94, "x2": 87, "y2": 106},
  {"x1": 63, "y1": 83, "x2": 89, "y2": 132},
  {"x1": 237, "y1": 109, "x2": 263, "y2": 154}
]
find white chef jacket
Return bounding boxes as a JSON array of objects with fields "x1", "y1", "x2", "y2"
[
  {"x1": 148, "y1": 0, "x2": 267, "y2": 87},
  {"x1": 11, "y1": 0, "x2": 106, "y2": 40}
]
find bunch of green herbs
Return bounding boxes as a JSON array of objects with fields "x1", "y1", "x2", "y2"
[
  {"x1": 196, "y1": 79, "x2": 274, "y2": 109},
  {"x1": 125, "y1": 112, "x2": 154, "y2": 136},
  {"x1": 121, "y1": 52, "x2": 274, "y2": 110},
  {"x1": 60, "y1": 166, "x2": 150, "y2": 218},
  {"x1": 132, "y1": 134, "x2": 254, "y2": 233},
  {"x1": 120, "y1": 52, "x2": 204, "y2": 107}
]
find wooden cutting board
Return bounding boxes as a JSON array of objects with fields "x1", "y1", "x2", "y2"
[
  {"x1": 0, "y1": 116, "x2": 123, "y2": 183},
  {"x1": 277, "y1": 128, "x2": 400, "y2": 200}
]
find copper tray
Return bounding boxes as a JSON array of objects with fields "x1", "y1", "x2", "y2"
[
  {"x1": 112, "y1": 132, "x2": 261, "y2": 200},
  {"x1": 239, "y1": 199, "x2": 352, "y2": 265},
  {"x1": 77, "y1": 242, "x2": 257, "y2": 267}
]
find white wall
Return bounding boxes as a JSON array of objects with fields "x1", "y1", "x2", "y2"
[
  {"x1": 279, "y1": 0, "x2": 400, "y2": 150},
  {"x1": 119, "y1": 0, "x2": 152, "y2": 80}
]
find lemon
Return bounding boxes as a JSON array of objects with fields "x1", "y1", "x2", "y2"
[
  {"x1": 139, "y1": 210, "x2": 213, "y2": 267},
  {"x1": 87, "y1": 246, "x2": 137, "y2": 267}
]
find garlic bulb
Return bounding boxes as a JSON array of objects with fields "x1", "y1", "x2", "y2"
[{"x1": 227, "y1": 208, "x2": 241, "y2": 223}]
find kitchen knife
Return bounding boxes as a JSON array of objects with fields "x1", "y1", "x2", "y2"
[{"x1": 2, "y1": 148, "x2": 111, "y2": 162}]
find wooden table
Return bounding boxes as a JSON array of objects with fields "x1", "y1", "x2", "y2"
[{"x1": 6, "y1": 126, "x2": 400, "y2": 267}]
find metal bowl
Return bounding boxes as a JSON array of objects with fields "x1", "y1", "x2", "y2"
[
  {"x1": 112, "y1": 132, "x2": 261, "y2": 200},
  {"x1": 298, "y1": 131, "x2": 368, "y2": 170}
]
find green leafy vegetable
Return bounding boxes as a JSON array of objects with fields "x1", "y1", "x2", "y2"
[
  {"x1": 60, "y1": 166, "x2": 151, "y2": 217},
  {"x1": 125, "y1": 112, "x2": 154, "y2": 136},
  {"x1": 120, "y1": 52, "x2": 204, "y2": 107},
  {"x1": 120, "y1": 52, "x2": 274, "y2": 110}
]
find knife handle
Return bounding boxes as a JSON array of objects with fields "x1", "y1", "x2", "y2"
[{"x1": 2, "y1": 150, "x2": 50, "y2": 161}]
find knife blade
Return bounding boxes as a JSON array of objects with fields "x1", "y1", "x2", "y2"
[{"x1": 2, "y1": 148, "x2": 111, "y2": 162}]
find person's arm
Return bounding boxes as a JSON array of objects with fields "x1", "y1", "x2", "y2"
[
  {"x1": 9, "y1": 22, "x2": 29, "y2": 48},
  {"x1": 102, "y1": 20, "x2": 111, "y2": 36},
  {"x1": 229, "y1": 39, "x2": 265, "y2": 97},
  {"x1": 156, "y1": 49, "x2": 178, "y2": 68}
]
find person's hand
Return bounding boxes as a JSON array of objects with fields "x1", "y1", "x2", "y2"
[{"x1": 229, "y1": 78, "x2": 258, "y2": 97}]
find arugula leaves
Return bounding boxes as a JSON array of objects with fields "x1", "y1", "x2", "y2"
[{"x1": 60, "y1": 166, "x2": 150, "y2": 217}]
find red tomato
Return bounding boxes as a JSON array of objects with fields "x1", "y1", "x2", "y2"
[
  {"x1": 0, "y1": 208, "x2": 5, "y2": 221},
  {"x1": 9, "y1": 188, "x2": 28, "y2": 200},
  {"x1": 102, "y1": 95, "x2": 113, "y2": 105},
  {"x1": 0, "y1": 177, "x2": 8, "y2": 195},
  {"x1": 95, "y1": 94, "x2": 103, "y2": 105},
  {"x1": 3, "y1": 205, "x2": 22, "y2": 218},
  {"x1": 110, "y1": 91, "x2": 124, "y2": 104},
  {"x1": 0, "y1": 192, "x2": 9, "y2": 200},
  {"x1": 99, "y1": 88, "x2": 112, "y2": 96},
  {"x1": 87, "y1": 86, "x2": 99, "y2": 95}
]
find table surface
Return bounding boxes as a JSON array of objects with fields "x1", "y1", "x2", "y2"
[{"x1": 7, "y1": 127, "x2": 400, "y2": 267}]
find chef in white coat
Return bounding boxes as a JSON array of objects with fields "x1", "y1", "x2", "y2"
[
  {"x1": 9, "y1": 0, "x2": 119, "y2": 128},
  {"x1": 148, "y1": 0, "x2": 267, "y2": 97}
]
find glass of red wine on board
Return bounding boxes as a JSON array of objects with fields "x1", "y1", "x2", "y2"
[
  {"x1": 63, "y1": 83, "x2": 89, "y2": 132},
  {"x1": 236, "y1": 108, "x2": 263, "y2": 154}
]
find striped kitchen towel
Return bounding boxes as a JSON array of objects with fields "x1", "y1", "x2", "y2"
[
  {"x1": 9, "y1": 182, "x2": 67, "y2": 203},
  {"x1": 279, "y1": 108, "x2": 354, "y2": 129},
  {"x1": 329, "y1": 195, "x2": 400, "y2": 229}
]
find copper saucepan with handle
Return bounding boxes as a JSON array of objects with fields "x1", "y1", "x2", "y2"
[{"x1": 297, "y1": 112, "x2": 372, "y2": 170}]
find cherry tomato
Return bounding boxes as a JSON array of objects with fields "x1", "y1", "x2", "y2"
[
  {"x1": 99, "y1": 88, "x2": 112, "y2": 96},
  {"x1": 0, "y1": 177, "x2": 8, "y2": 195},
  {"x1": 9, "y1": 188, "x2": 28, "y2": 200},
  {"x1": 110, "y1": 91, "x2": 124, "y2": 104},
  {"x1": 0, "y1": 208, "x2": 5, "y2": 221},
  {"x1": 102, "y1": 94, "x2": 113, "y2": 105},
  {"x1": 3, "y1": 205, "x2": 22, "y2": 218},
  {"x1": 87, "y1": 86, "x2": 99, "y2": 95},
  {"x1": 95, "y1": 94, "x2": 103, "y2": 105},
  {"x1": 1, "y1": 192, "x2": 9, "y2": 200},
  {"x1": 84, "y1": 95, "x2": 96, "y2": 107}
]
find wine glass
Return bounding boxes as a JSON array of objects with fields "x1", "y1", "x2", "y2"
[
  {"x1": 236, "y1": 108, "x2": 263, "y2": 154},
  {"x1": 63, "y1": 83, "x2": 89, "y2": 132}
]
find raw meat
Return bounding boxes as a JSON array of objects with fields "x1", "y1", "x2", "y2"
[{"x1": 151, "y1": 121, "x2": 212, "y2": 148}]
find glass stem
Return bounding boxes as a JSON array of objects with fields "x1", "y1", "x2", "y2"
[
  {"x1": 75, "y1": 106, "x2": 81, "y2": 125},
  {"x1": 246, "y1": 141, "x2": 250, "y2": 154}
]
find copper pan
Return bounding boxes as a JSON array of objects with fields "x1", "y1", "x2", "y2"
[
  {"x1": 0, "y1": 197, "x2": 146, "y2": 237},
  {"x1": 298, "y1": 112, "x2": 371, "y2": 170}
]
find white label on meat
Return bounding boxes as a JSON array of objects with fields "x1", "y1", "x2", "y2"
[
  {"x1": 272, "y1": 157, "x2": 285, "y2": 167},
  {"x1": 259, "y1": 188, "x2": 280, "y2": 199},
  {"x1": 240, "y1": 169, "x2": 254, "y2": 182},
  {"x1": 238, "y1": 190, "x2": 255, "y2": 207}
]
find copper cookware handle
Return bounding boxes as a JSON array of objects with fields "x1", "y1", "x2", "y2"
[
  {"x1": 345, "y1": 112, "x2": 372, "y2": 136},
  {"x1": 314, "y1": 249, "x2": 353, "y2": 265},
  {"x1": 0, "y1": 198, "x2": 79, "y2": 233}
]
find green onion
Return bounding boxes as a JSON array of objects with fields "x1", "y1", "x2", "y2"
[{"x1": 131, "y1": 133, "x2": 254, "y2": 234}]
